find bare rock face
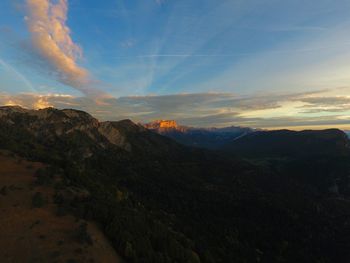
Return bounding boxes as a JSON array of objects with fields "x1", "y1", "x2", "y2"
[
  {"x1": 144, "y1": 120, "x2": 178, "y2": 129},
  {"x1": 98, "y1": 120, "x2": 149, "y2": 152},
  {"x1": 0, "y1": 107, "x2": 101, "y2": 141},
  {"x1": 98, "y1": 122, "x2": 131, "y2": 151},
  {"x1": 144, "y1": 120, "x2": 186, "y2": 133}
]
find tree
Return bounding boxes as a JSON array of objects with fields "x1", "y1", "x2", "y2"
[{"x1": 32, "y1": 192, "x2": 45, "y2": 208}]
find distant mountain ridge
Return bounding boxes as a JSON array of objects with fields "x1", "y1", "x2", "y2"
[
  {"x1": 344, "y1": 130, "x2": 350, "y2": 138},
  {"x1": 224, "y1": 128, "x2": 350, "y2": 158},
  {"x1": 143, "y1": 119, "x2": 255, "y2": 149}
]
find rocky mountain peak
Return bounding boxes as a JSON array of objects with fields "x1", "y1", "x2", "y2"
[
  {"x1": 0, "y1": 105, "x2": 30, "y2": 116},
  {"x1": 0, "y1": 106, "x2": 143, "y2": 152},
  {"x1": 144, "y1": 120, "x2": 187, "y2": 133}
]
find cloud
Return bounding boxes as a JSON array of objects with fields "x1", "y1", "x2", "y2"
[
  {"x1": 299, "y1": 96, "x2": 350, "y2": 107},
  {"x1": 2, "y1": 88, "x2": 350, "y2": 129},
  {"x1": 25, "y1": 0, "x2": 100, "y2": 96},
  {"x1": 297, "y1": 96, "x2": 350, "y2": 113},
  {"x1": 120, "y1": 39, "x2": 136, "y2": 49}
]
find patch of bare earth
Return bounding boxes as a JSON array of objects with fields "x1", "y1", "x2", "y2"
[{"x1": 0, "y1": 150, "x2": 122, "y2": 263}]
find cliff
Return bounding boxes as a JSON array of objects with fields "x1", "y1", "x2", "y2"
[{"x1": 144, "y1": 120, "x2": 186, "y2": 132}]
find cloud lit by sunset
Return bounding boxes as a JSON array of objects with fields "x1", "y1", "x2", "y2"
[
  {"x1": 1, "y1": 0, "x2": 350, "y2": 129},
  {"x1": 25, "y1": 0, "x2": 91, "y2": 94}
]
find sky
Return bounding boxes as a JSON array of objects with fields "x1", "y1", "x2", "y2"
[{"x1": 1, "y1": 0, "x2": 350, "y2": 129}]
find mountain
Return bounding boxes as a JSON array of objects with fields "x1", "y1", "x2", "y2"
[
  {"x1": 224, "y1": 129, "x2": 350, "y2": 158},
  {"x1": 344, "y1": 130, "x2": 350, "y2": 138},
  {"x1": 1, "y1": 106, "x2": 350, "y2": 263},
  {"x1": 144, "y1": 120, "x2": 255, "y2": 149},
  {"x1": 144, "y1": 119, "x2": 183, "y2": 131},
  {"x1": 223, "y1": 128, "x2": 350, "y2": 197},
  {"x1": 0, "y1": 106, "x2": 186, "y2": 158}
]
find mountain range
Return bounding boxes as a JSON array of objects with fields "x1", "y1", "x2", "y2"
[
  {"x1": 144, "y1": 120, "x2": 255, "y2": 149},
  {"x1": 1, "y1": 106, "x2": 350, "y2": 263}
]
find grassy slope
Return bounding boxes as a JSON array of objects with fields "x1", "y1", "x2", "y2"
[{"x1": 0, "y1": 150, "x2": 123, "y2": 263}]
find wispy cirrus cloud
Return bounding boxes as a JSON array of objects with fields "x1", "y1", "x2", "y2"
[
  {"x1": 25, "y1": 0, "x2": 102, "y2": 96},
  {"x1": 0, "y1": 57, "x2": 35, "y2": 92}
]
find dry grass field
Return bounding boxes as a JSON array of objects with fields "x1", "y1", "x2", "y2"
[{"x1": 0, "y1": 150, "x2": 122, "y2": 263}]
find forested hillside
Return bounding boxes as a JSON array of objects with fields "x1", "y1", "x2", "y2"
[{"x1": 0, "y1": 106, "x2": 350, "y2": 263}]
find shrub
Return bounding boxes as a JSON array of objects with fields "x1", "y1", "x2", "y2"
[
  {"x1": 32, "y1": 192, "x2": 45, "y2": 208},
  {"x1": 76, "y1": 222, "x2": 93, "y2": 245},
  {"x1": 0, "y1": 186, "x2": 8, "y2": 196}
]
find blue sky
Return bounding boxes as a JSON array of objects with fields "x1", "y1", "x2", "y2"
[{"x1": 1, "y1": 0, "x2": 350, "y2": 128}]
